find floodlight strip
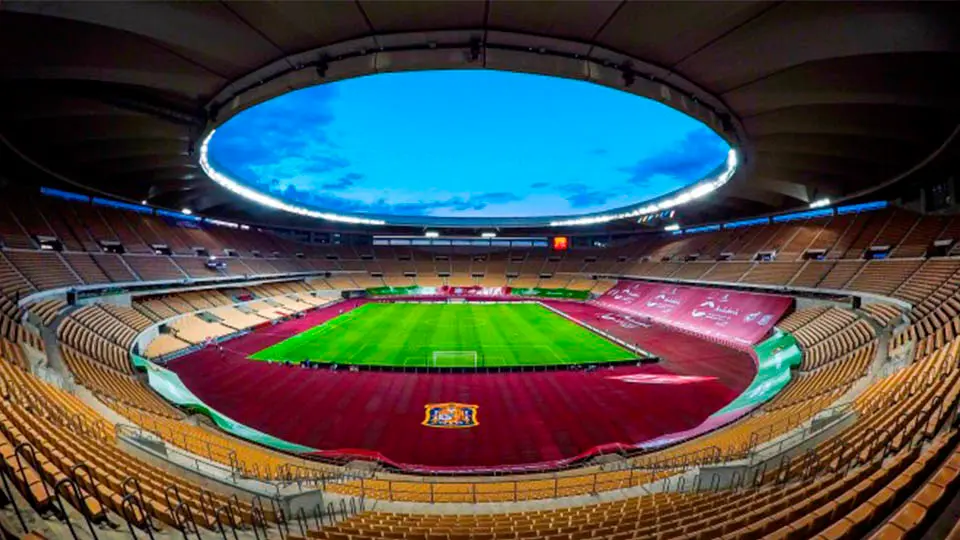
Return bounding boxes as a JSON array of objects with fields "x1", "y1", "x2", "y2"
[
  {"x1": 675, "y1": 200, "x2": 888, "y2": 235},
  {"x1": 200, "y1": 128, "x2": 736, "y2": 228},
  {"x1": 199, "y1": 130, "x2": 387, "y2": 226},
  {"x1": 548, "y1": 149, "x2": 739, "y2": 227}
]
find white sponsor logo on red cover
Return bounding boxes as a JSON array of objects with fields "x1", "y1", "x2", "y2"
[{"x1": 609, "y1": 373, "x2": 716, "y2": 385}]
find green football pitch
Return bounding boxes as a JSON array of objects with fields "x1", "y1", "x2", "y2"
[{"x1": 248, "y1": 303, "x2": 636, "y2": 368}]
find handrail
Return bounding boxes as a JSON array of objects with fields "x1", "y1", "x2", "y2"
[
  {"x1": 171, "y1": 501, "x2": 201, "y2": 540},
  {"x1": 115, "y1": 424, "x2": 283, "y2": 496},
  {"x1": 121, "y1": 411, "x2": 334, "y2": 484},
  {"x1": 53, "y1": 477, "x2": 97, "y2": 540},
  {"x1": 215, "y1": 505, "x2": 239, "y2": 540},
  {"x1": 114, "y1": 394, "x2": 857, "y2": 505},
  {"x1": 0, "y1": 460, "x2": 29, "y2": 533},
  {"x1": 121, "y1": 492, "x2": 154, "y2": 540},
  {"x1": 309, "y1": 400, "x2": 856, "y2": 503},
  {"x1": 122, "y1": 476, "x2": 157, "y2": 532}
]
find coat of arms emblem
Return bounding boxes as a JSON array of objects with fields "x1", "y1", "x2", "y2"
[{"x1": 422, "y1": 402, "x2": 479, "y2": 428}]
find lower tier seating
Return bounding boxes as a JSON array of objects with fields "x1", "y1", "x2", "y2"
[{"x1": 0, "y1": 357, "x2": 265, "y2": 530}]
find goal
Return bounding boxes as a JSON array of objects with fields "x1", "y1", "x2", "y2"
[{"x1": 431, "y1": 350, "x2": 479, "y2": 368}]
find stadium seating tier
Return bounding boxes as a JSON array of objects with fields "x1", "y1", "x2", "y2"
[{"x1": 3, "y1": 195, "x2": 960, "y2": 539}]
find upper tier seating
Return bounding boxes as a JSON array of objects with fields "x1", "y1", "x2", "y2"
[
  {"x1": 5, "y1": 250, "x2": 82, "y2": 291},
  {"x1": 846, "y1": 259, "x2": 924, "y2": 296},
  {"x1": 6, "y1": 195, "x2": 959, "y2": 306},
  {"x1": 121, "y1": 254, "x2": 186, "y2": 281},
  {"x1": 739, "y1": 261, "x2": 804, "y2": 285}
]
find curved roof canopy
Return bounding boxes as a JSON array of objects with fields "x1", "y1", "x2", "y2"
[
  {"x1": 1, "y1": 1, "x2": 959, "y2": 230},
  {"x1": 203, "y1": 70, "x2": 733, "y2": 227}
]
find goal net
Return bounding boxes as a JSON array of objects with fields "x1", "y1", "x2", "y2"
[{"x1": 431, "y1": 350, "x2": 479, "y2": 368}]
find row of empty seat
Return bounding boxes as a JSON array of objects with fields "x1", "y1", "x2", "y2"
[
  {"x1": 769, "y1": 342, "x2": 875, "y2": 411},
  {"x1": 61, "y1": 345, "x2": 180, "y2": 419},
  {"x1": 0, "y1": 355, "x2": 264, "y2": 531},
  {"x1": 6, "y1": 194, "x2": 960, "y2": 537}
]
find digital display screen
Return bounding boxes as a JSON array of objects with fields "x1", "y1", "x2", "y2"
[{"x1": 553, "y1": 237, "x2": 569, "y2": 251}]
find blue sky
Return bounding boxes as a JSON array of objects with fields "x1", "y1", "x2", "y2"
[{"x1": 208, "y1": 70, "x2": 729, "y2": 218}]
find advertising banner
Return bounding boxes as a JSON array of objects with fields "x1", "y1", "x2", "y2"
[
  {"x1": 366, "y1": 285, "x2": 421, "y2": 296},
  {"x1": 365, "y1": 285, "x2": 589, "y2": 300},
  {"x1": 594, "y1": 281, "x2": 793, "y2": 347},
  {"x1": 440, "y1": 285, "x2": 509, "y2": 297},
  {"x1": 510, "y1": 287, "x2": 591, "y2": 300}
]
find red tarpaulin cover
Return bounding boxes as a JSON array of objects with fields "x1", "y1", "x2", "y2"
[{"x1": 593, "y1": 281, "x2": 793, "y2": 348}]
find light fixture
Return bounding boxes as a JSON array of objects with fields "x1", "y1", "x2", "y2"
[
  {"x1": 181, "y1": 208, "x2": 193, "y2": 215},
  {"x1": 198, "y1": 129, "x2": 386, "y2": 226},
  {"x1": 425, "y1": 231, "x2": 440, "y2": 238},
  {"x1": 481, "y1": 232, "x2": 497, "y2": 238},
  {"x1": 207, "y1": 218, "x2": 239, "y2": 229},
  {"x1": 141, "y1": 200, "x2": 148, "y2": 205},
  {"x1": 551, "y1": 149, "x2": 738, "y2": 227},
  {"x1": 664, "y1": 224, "x2": 680, "y2": 232},
  {"x1": 809, "y1": 198, "x2": 831, "y2": 209}
]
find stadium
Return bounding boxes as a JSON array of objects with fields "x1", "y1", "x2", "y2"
[{"x1": 0, "y1": 2, "x2": 960, "y2": 539}]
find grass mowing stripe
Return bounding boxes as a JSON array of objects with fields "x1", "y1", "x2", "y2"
[{"x1": 248, "y1": 303, "x2": 634, "y2": 368}]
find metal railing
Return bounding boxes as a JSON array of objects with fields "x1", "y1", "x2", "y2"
[
  {"x1": 115, "y1": 419, "x2": 360, "y2": 491},
  {"x1": 116, "y1": 424, "x2": 286, "y2": 495},
  {"x1": 113, "y1": 389, "x2": 856, "y2": 505},
  {"x1": 318, "y1": 400, "x2": 858, "y2": 503},
  {"x1": 0, "y1": 441, "x2": 366, "y2": 540},
  {"x1": 2, "y1": 358, "x2": 958, "y2": 540}
]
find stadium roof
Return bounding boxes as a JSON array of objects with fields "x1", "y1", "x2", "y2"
[{"x1": 1, "y1": 1, "x2": 959, "y2": 231}]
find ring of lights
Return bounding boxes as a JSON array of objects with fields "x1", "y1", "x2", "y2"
[{"x1": 197, "y1": 30, "x2": 744, "y2": 228}]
